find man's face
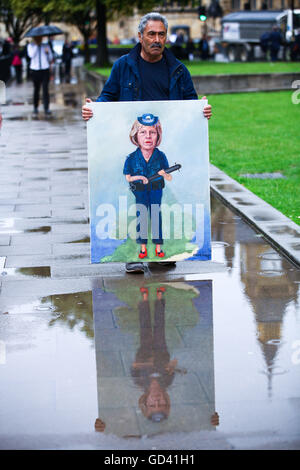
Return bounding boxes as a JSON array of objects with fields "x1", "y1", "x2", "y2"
[{"x1": 138, "y1": 20, "x2": 167, "y2": 62}]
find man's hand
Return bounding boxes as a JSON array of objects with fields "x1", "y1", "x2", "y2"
[
  {"x1": 82, "y1": 98, "x2": 93, "y2": 121},
  {"x1": 201, "y1": 96, "x2": 212, "y2": 120}
]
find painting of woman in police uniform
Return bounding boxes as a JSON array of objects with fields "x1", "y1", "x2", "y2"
[{"x1": 87, "y1": 100, "x2": 211, "y2": 263}]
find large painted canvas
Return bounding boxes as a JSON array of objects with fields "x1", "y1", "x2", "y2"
[{"x1": 87, "y1": 100, "x2": 211, "y2": 263}]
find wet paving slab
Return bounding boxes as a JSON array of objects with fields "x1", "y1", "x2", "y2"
[{"x1": 0, "y1": 81, "x2": 299, "y2": 450}]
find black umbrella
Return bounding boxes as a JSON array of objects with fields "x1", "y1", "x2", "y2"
[{"x1": 25, "y1": 25, "x2": 63, "y2": 38}]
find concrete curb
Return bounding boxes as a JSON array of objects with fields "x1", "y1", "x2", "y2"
[
  {"x1": 84, "y1": 69, "x2": 300, "y2": 97},
  {"x1": 210, "y1": 164, "x2": 300, "y2": 268},
  {"x1": 192, "y1": 72, "x2": 300, "y2": 95}
]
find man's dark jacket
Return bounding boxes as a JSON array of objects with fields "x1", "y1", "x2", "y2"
[{"x1": 96, "y1": 43, "x2": 198, "y2": 101}]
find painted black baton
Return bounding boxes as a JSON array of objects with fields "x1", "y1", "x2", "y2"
[
  {"x1": 147, "y1": 163, "x2": 182, "y2": 183},
  {"x1": 129, "y1": 163, "x2": 182, "y2": 191}
]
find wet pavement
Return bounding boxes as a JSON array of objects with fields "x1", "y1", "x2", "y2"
[{"x1": 0, "y1": 77, "x2": 299, "y2": 450}]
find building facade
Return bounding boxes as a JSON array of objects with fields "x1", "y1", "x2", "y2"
[{"x1": 106, "y1": 0, "x2": 300, "y2": 42}]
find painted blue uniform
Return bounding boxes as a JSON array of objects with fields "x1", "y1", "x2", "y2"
[{"x1": 123, "y1": 148, "x2": 169, "y2": 245}]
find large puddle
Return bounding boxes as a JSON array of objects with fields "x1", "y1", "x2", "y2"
[{"x1": 0, "y1": 197, "x2": 299, "y2": 449}]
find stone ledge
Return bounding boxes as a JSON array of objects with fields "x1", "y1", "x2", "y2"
[{"x1": 84, "y1": 69, "x2": 300, "y2": 97}]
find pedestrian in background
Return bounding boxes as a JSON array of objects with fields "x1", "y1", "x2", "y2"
[
  {"x1": 291, "y1": 29, "x2": 300, "y2": 61},
  {"x1": 23, "y1": 41, "x2": 31, "y2": 81},
  {"x1": 62, "y1": 37, "x2": 74, "y2": 83},
  {"x1": 27, "y1": 36, "x2": 53, "y2": 116},
  {"x1": 260, "y1": 31, "x2": 270, "y2": 60},
  {"x1": 199, "y1": 34, "x2": 209, "y2": 60},
  {"x1": 186, "y1": 37, "x2": 195, "y2": 61},
  {"x1": 11, "y1": 44, "x2": 23, "y2": 84},
  {"x1": 269, "y1": 25, "x2": 283, "y2": 62}
]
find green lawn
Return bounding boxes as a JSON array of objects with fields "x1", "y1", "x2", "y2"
[
  {"x1": 87, "y1": 61, "x2": 300, "y2": 77},
  {"x1": 208, "y1": 90, "x2": 300, "y2": 225},
  {"x1": 184, "y1": 60, "x2": 300, "y2": 75}
]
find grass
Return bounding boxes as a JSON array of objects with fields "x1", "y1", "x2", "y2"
[
  {"x1": 86, "y1": 61, "x2": 300, "y2": 77},
  {"x1": 208, "y1": 90, "x2": 300, "y2": 225},
  {"x1": 183, "y1": 60, "x2": 300, "y2": 75}
]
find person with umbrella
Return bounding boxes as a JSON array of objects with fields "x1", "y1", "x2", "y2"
[{"x1": 25, "y1": 25, "x2": 62, "y2": 116}]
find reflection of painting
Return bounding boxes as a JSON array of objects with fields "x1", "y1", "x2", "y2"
[
  {"x1": 93, "y1": 280, "x2": 218, "y2": 437},
  {"x1": 87, "y1": 100, "x2": 211, "y2": 263}
]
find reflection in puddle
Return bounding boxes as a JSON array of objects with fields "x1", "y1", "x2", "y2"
[
  {"x1": 47, "y1": 291, "x2": 94, "y2": 336},
  {"x1": 259, "y1": 251, "x2": 282, "y2": 260},
  {"x1": 34, "y1": 305, "x2": 55, "y2": 311},
  {"x1": 258, "y1": 270, "x2": 284, "y2": 277},
  {"x1": 212, "y1": 241, "x2": 230, "y2": 248},
  {"x1": 93, "y1": 280, "x2": 218, "y2": 438},
  {"x1": 1, "y1": 267, "x2": 51, "y2": 278}
]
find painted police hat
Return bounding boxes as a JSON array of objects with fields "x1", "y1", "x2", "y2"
[{"x1": 137, "y1": 113, "x2": 159, "y2": 126}]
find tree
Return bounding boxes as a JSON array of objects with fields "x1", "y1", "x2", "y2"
[
  {"x1": 0, "y1": 0, "x2": 43, "y2": 45},
  {"x1": 94, "y1": 0, "x2": 160, "y2": 66},
  {"x1": 8, "y1": 0, "x2": 164, "y2": 65},
  {"x1": 43, "y1": 0, "x2": 96, "y2": 64}
]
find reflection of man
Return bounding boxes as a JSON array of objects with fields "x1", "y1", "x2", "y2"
[
  {"x1": 82, "y1": 11, "x2": 212, "y2": 273},
  {"x1": 62, "y1": 37, "x2": 73, "y2": 83},
  {"x1": 93, "y1": 280, "x2": 219, "y2": 434}
]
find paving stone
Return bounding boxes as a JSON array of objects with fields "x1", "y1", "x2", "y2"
[
  {"x1": 240, "y1": 172, "x2": 286, "y2": 179},
  {"x1": 51, "y1": 208, "x2": 89, "y2": 217},
  {"x1": 0, "y1": 278, "x2": 94, "y2": 296},
  {"x1": 0, "y1": 244, "x2": 52, "y2": 255},
  {"x1": 5, "y1": 254, "x2": 91, "y2": 268},
  {"x1": 0, "y1": 235, "x2": 10, "y2": 246},
  {"x1": 52, "y1": 243, "x2": 90, "y2": 255},
  {"x1": 10, "y1": 233, "x2": 89, "y2": 245},
  {"x1": 51, "y1": 263, "x2": 130, "y2": 278},
  {"x1": 14, "y1": 207, "x2": 52, "y2": 217}
]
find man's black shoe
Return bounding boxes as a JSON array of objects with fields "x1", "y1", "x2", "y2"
[{"x1": 125, "y1": 262, "x2": 145, "y2": 273}]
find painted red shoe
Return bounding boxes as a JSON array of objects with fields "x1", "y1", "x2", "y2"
[
  {"x1": 155, "y1": 247, "x2": 165, "y2": 258},
  {"x1": 139, "y1": 248, "x2": 147, "y2": 259},
  {"x1": 140, "y1": 287, "x2": 149, "y2": 294},
  {"x1": 157, "y1": 287, "x2": 166, "y2": 294}
]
